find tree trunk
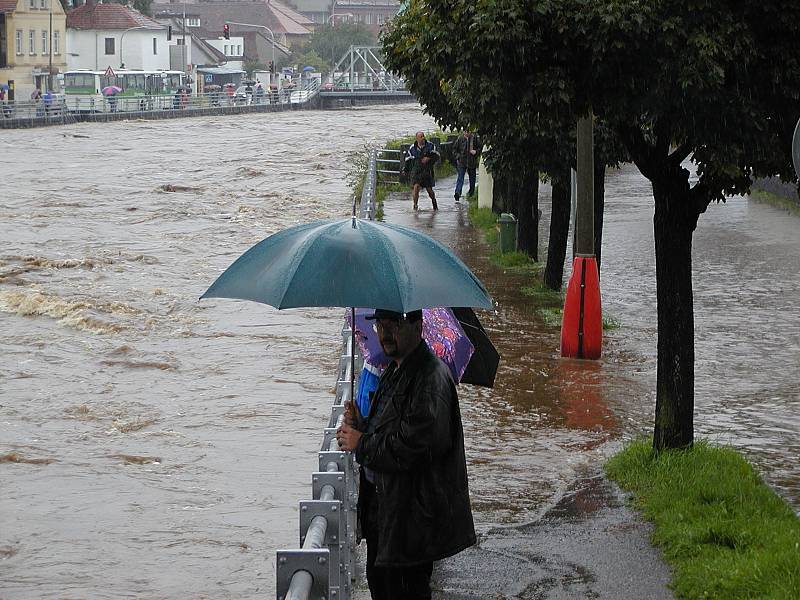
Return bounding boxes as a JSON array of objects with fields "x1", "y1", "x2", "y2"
[
  {"x1": 544, "y1": 171, "x2": 571, "y2": 290},
  {"x1": 594, "y1": 162, "x2": 605, "y2": 274},
  {"x1": 652, "y1": 180, "x2": 701, "y2": 451},
  {"x1": 513, "y1": 170, "x2": 539, "y2": 259},
  {"x1": 492, "y1": 170, "x2": 508, "y2": 214}
]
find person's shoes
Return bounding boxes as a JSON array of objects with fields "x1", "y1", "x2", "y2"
[
  {"x1": 413, "y1": 202, "x2": 418, "y2": 211},
  {"x1": 467, "y1": 189, "x2": 475, "y2": 197},
  {"x1": 432, "y1": 199, "x2": 439, "y2": 211},
  {"x1": 454, "y1": 193, "x2": 460, "y2": 202}
]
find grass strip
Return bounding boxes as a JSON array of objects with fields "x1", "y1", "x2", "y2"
[
  {"x1": 749, "y1": 189, "x2": 800, "y2": 217},
  {"x1": 605, "y1": 439, "x2": 800, "y2": 599}
]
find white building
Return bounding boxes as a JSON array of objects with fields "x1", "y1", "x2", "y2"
[
  {"x1": 66, "y1": 1, "x2": 169, "y2": 71},
  {"x1": 203, "y1": 35, "x2": 244, "y2": 70}
]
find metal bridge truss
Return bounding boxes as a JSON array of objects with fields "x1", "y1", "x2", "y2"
[{"x1": 330, "y1": 46, "x2": 405, "y2": 92}]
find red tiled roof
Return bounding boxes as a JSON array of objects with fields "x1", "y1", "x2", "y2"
[
  {"x1": 269, "y1": 1, "x2": 313, "y2": 26},
  {"x1": 148, "y1": 0, "x2": 312, "y2": 37},
  {"x1": 0, "y1": 0, "x2": 19, "y2": 15},
  {"x1": 67, "y1": 3, "x2": 164, "y2": 30}
]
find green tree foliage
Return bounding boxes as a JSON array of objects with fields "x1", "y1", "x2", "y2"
[
  {"x1": 105, "y1": 0, "x2": 153, "y2": 17},
  {"x1": 384, "y1": 0, "x2": 800, "y2": 450},
  {"x1": 289, "y1": 50, "x2": 329, "y2": 74},
  {"x1": 306, "y1": 23, "x2": 375, "y2": 68}
]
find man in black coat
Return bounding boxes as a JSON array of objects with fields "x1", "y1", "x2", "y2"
[
  {"x1": 452, "y1": 129, "x2": 481, "y2": 202},
  {"x1": 337, "y1": 308, "x2": 476, "y2": 600}
]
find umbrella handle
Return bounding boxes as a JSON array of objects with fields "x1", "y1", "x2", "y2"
[{"x1": 351, "y1": 306, "x2": 356, "y2": 412}]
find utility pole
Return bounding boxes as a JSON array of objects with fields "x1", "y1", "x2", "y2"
[
  {"x1": 560, "y1": 111, "x2": 602, "y2": 359},
  {"x1": 182, "y1": 0, "x2": 187, "y2": 74},
  {"x1": 48, "y1": 4, "x2": 53, "y2": 91}
]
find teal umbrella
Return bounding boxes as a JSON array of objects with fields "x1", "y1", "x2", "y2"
[
  {"x1": 201, "y1": 217, "x2": 492, "y2": 312},
  {"x1": 201, "y1": 216, "x2": 493, "y2": 403}
]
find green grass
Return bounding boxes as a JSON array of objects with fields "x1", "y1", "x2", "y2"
[
  {"x1": 606, "y1": 439, "x2": 800, "y2": 599},
  {"x1": 749, "y1": 189, "x2": 800, "y2": 217},
  {"x1": 468, "y1": 203, "x2": 499, "y2": 229}
]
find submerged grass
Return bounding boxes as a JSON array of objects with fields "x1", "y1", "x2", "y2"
[
  {"x1": 749, "y1": 189, "x2": 800, "y2": 217},
  {"x1": 606, "y1": 439, "x2": 800, "y2": 599},
  {"x1": 351, "y1": 130, "x2": 457, "y2": 217}
]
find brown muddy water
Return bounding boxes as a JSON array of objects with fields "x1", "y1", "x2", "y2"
[{"x1": 1, "y1": 110, "x2": 798, "y2": 599}]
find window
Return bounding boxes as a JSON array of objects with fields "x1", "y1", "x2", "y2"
[
  {"x1": 40, "y1": 0, "x2": 47, "y2": 8},
  {"x1": 53, "y1": 31, "x2": 60, "y2": 54},
  {"x1": 236, "y1": 44, "x2": 241, "y2": 55},
  {"x1": 105, "y1": 37, "x2": 115, "y2": 55},
  {"x1": 365, "y1": 13, "x2": 372, "y2": 25},
  {"x1": 377, "y1": 14, "x2": 385, "y2": 25},
  {"x1": 29, "y1": 0, "x2": 36, "y2": 8},
  {"x1": 41, "y1": 30, "x2": 48, "y2": 55},
  {"x1": 29, "y1": 30, "x2": 35, "y2": 54},
  {"x1": 153, "y1": 37, "x2": 157, "y2": 55},
  {"x1": 186, "y1": 17, "x2": 200, "y2": 27},
  {"x1": 15, "y1": 30, "x2": 22, "y2": 55},
  {"x1": 223, "y1": 44, "x2": 228, "y2": 55}
]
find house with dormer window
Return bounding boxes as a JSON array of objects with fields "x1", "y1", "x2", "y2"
[
  {"x1": 0, "y1": 0, "x2": 67, "y2": 99},
  {"x1": 66, "y1": 1, "x2": 169, "y2": 72}
]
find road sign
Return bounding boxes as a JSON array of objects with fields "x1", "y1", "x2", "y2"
[{"x1": 105, "y1": 66, "x2": 116, "y2": 78}]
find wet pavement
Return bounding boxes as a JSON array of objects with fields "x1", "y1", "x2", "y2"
[{"x1": 359, "y1": 183, "x2": 673, "y2": 599}]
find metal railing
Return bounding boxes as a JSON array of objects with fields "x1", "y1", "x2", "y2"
[
  {"x1": 0, "y1": 79, "x2": 323, "y2": 125},
  {"x1": 376, "y1": 148, "x2": 403, "y2": 181},
  {"x1": 0, "y1": 97, "x2": 75, "y2": 124},
  {"x1": 276, "y1": 150, "x2": 378, "y2": 600}
]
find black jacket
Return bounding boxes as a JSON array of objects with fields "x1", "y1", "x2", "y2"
[
  {"x1": 355, "y1": 341, "x2": 476, "y2": 567},
  {"x1": 453, "y1": 134, "x2": 481, "y2": 170}
]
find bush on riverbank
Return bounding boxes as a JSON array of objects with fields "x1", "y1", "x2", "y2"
[{"x1": 606, "y1": 439, "x2": 800, "y2": 599}]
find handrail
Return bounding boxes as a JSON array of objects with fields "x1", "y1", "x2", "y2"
[{"x1": 276, "y1": 149, "x2": 379, "y2": 600}]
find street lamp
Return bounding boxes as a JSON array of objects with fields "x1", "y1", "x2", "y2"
[
  {"x1": 119, "y1": 26, "x2": 147, "y2": 69},
  {"x1": 326, "y1": 13, "x2": 353, "y2": 69},
  {"x1": 225, "y1": 21, "x2": 275, "y2": 80}
]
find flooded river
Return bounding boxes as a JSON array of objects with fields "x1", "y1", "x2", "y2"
[{"x1": 1, "y1": 108, "x2": 798, "y2": 599}]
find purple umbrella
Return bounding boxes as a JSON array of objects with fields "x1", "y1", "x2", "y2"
[
  {"x1": 102, "y1": 85, "x2": 122, "y2": 95},
  {"x1": 346, "y1": 307, "x2": 474, "y2": 383}
]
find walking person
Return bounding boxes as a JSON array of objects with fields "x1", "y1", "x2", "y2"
[
  {"x1": 31, "y1": 88, "x2": 43, "y2": 117},
  {"x1": 453, "y1": 128, "x2": 481, "y2": 202},
  {"x1": 405, "y1": 131, "x2": 440, "y2": 211},
  {"x1": 336, "y1": 308, "x2": 476, "y2": 600}
]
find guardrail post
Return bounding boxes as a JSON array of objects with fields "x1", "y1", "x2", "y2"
[{"x1": 276, "y1": 548, "x2": 330, "y2": 600}]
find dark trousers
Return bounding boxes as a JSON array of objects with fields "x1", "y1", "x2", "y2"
[
  {"x1": 362, "y1": 481, "x2": 433, "y2": 600},
  {"x1": 455, "y1": 165, "x2": 476, "y2": 197}
]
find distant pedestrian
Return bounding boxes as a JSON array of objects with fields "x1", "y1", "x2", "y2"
[
  {"x1": 452, "y1": 128, "x2": 481, "y2": 202},
  {"x1": 404, "y1": 131, "x2": 440, "y2": 211},
  {"x1": 42, "y1": 90, "x2": 54, "y2": 116},
  {"x1": 0, "y1": 87, "x2": 10, "y2": 118},
  {"x1": 31, "y1": 88, "x2": 43, "y2": 117}
]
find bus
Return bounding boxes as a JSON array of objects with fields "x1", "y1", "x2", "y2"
[{"x1": 63, "y1": 70, "x2": 187, "y2": 112}]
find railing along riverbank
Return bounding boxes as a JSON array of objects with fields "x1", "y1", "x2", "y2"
[
  {"x1": 0, "y1": 82, "x2": 417, "y2": 129},
  {"x1": 275, "y1": 151, "x2": 378, "y2": 600}
]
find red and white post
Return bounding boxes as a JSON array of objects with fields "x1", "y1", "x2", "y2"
[{"x1": 560, "y1": 112, "x2": 602, "y2": 359}]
